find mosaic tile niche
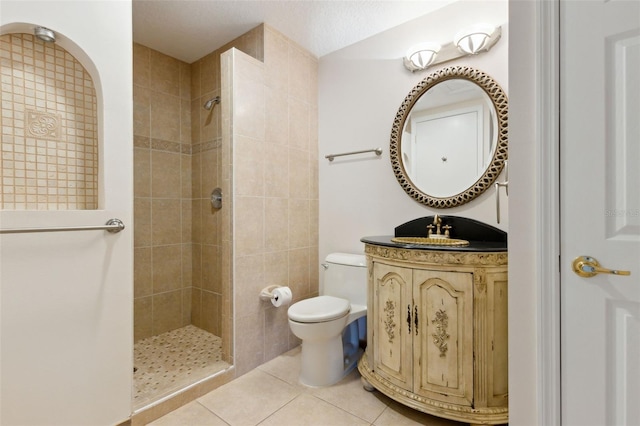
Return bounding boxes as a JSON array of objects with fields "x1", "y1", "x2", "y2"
[{"x1": 0, "y1": 33, "x2": 98, "y2": 210}]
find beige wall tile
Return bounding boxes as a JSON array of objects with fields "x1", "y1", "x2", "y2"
[
  {"x1": 134, "y1": 147, "x2": 151, "y2": 198},
  {"x1": 134, "y1": 198, "x2": 152, "y2": 248},
  {"x1": 179, "y1": 61, "x2": 191, "y2": 100},
  {"x1": 235, "y1": 196, "x2": 264, "y2": 256},
  {"x1": 200, "y1": 149, "x2": 218, "y2": 198},
  {"x1": 190, "y1": 60, "x2": 201, "y2": 99},
  {"x1": 191, "y1": 287, "x2": 202, "y2": 327},
  {"x1": 264, "y1": 252, "x2": 289, "y2": 293},
  {"x1": 264, "y1": 26, "x2": 289, "y2": 92},
  {"x1": 288, "y1": 98, "x2": 310, "y2": 152},
  {"x1": 263, "y1": 143, "x2": 289, "y2": 199},
  {"x1": 289, "y1": 198, "x2": 310, "y2": 250},
  {"x1": 134, "y1": 247, "x2": 153, "y2": 298},
  {"x1": 182, "y1": 243, "x2": 193, "y2": 288},
  {"x1": 265, "y1": 88, "x2": 289, "y2": 146},
  {"x1": 265, "y1": 198, "x2": 289, "y2": 252},
  {"x1": 200, "y1": 53, "x2": 217, "y2": 95},
  {"x1": 201, "y1": 291, "x2": 221, "y2": 335},
  {"x1": 201, "y1": 244, "x2": 220, "y2": 292},
  {"x1": 152, "y1": 199, "x2": 182, "y2": 245},
  {"x1": 201, "y1": 201, "x2": 219, "y2": 245},
  {"x1": 191, "y1": 199, "x2": 203, "y2": 244},
  {"x1": 263, "y1": 306, "x2": 290, "y2": 360},
  {"x1": 235, "y1": 135, "x2": 264, "y2": 197},
  {"x1": 134, "y1": 296, "x2": 153, "y2": 342},
  {"x1": 150, "y1": 91, "x2": 181, "y2": 143},
  {"x1": 150, "y1": 49, "x2": 181, "y2": 97},
  {"x1": 151, "y1": 150, "x2": 181, "y2": 198},
  {"x1": 288, "y1": 148, "x2": 310, "y2": 199},
  {"x1": 133, "y1": 43, "x2": 150, "y2": 88},
  {"x1": 181, "y1": 98, "x2": 191, "y2": 145},
  {"x1": 152, "y1": 245, "x2": 183, "y2": 294},
  {"x1": 133, "y1": 85, "x2": 151, "y2": 138},
  {"x1": 153, "y1": 290, "x2": 183, "y2": 335},
  {"x1": 192, "y1": 243, "x2": 203, "y2": 289},
  {"x1": 182, "y1": 199, "x2": 192, "y2": 243},
  {"x1": 288, "y1": 44, "x2": 311, "y2": 103},
  {"x1": 234, "y1": 254, "x2": 265, "y2": 318},
  {"x1": 288, "y1": 248, "x2": 310, "y2": 299},
  {"x1": 181, "y1": 288, "x2": 192, "y2": 327}
]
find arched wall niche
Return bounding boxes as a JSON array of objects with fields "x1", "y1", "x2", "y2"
[{"x1": 0, "y1": 22, "x2": 103, "y2": 210}]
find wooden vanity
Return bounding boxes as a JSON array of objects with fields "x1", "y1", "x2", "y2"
[{"x1": 358, "y1": 217, "x2": 508, "y2": 426}]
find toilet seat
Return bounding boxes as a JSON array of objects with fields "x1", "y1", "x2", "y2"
[{"x1": 288, "y1": 295, "x2": 350, "y2": 323}]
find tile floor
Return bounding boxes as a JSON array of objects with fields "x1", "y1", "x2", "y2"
[
  {"x1": 147, "y1": 346, "x2": 465, "y2": 426},
  {"x1": 134, "y1": 325, "x2": 230, "y2": 410}
]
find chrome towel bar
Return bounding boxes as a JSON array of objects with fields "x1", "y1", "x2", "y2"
[
  {"x1": 0, "y1": 218, "x2": 125, "y2": 234},
  {"x1": 325, "y1": 148, "x2": 382, "y2": 162}
]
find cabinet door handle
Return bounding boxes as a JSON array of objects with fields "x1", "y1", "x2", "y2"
[
  {"x1": 414, "y1": 305, "x2": 419, "y2": 335},
  {"x1": 407, "y1": 305, "x2": 412, "y2": 333}
]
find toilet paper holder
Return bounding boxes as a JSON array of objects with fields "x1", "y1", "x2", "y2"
[{"x1": 259, "y1": 285, "x2": 287, "y2": 302}]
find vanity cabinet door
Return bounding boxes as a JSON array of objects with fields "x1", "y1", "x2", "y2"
[
  {"x1": 372, "y1": 262, "x2": 413, "y2": 391},
  {"x1": 413, "y1": 269, "x2": 474, "y2": 407}
]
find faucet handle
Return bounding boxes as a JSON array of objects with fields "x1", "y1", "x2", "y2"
[
  {"x1": 427, "y1": 224, "x2": 435, "y2": 236},
  {"x1": 442, "y1": 225, "x2": 452, "y2": 237}
]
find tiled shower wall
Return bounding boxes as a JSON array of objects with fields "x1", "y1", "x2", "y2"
[
  {"x1": 132, "y1": 44, "x2": 193, "y2": 341},
  {"x1": 0, "y1": 33, "x2": 98, "y2": 210},
  {"x1": 224, "y1": 25, "x2": 319, "y2": 375},
  {"x1": 190, "y1": 27, "x2": 265, "y2": 363},
  {"x1": 132, "y1": 26, "x2": 267, "y2": 355}
]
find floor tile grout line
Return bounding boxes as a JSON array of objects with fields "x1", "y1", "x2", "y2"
[
  {"x1": 254, "y1": 393, "x2": 302, "y2": 426},
  {"x1": 194, "y1": 400, "x2": 232, "y2": 426}
]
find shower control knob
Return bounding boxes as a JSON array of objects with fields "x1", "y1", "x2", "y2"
[{"x1": 210, "y1": 188, "x2": 222, "y2": 209}]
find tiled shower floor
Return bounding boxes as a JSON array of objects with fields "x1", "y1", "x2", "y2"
[{"x1": 133, "y1": 325, "x2": 230, "y2": 410}]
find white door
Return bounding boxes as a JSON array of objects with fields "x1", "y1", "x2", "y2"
[
  {"x1": 561, "y1": 1, "x2": 640, "y2": 424},
  {"x1": 0, "y1": 3, "x2": 133, "y2": 425}
]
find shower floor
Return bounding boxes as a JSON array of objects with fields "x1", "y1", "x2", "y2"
[{"x1": 133, "y1": 325, "x2": 230, "y2": 410}]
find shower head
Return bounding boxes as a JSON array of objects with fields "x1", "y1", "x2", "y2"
[
  {"x1": 203, "y1": 96, "x2": 220, "y2": 110},
  {"x1": 34, "y1": 26, "x2": 56, "y2": 43}
]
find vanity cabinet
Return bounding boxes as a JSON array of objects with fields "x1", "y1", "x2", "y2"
[{"x1": 359, "y1": 243, "x2": 508, "y2": 425}]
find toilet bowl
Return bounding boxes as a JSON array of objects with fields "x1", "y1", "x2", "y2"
[{"x1": 287, "y1": 253, "x2": 367, "y2": 387}]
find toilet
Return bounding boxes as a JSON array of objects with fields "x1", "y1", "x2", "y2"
[{"x1": 287, "y1": 253, "x2": 367, "y2": 387}]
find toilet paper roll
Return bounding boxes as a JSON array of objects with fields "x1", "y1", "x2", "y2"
[{"x1": 271, "y1": 286, "x2": 292, "y2": 307}]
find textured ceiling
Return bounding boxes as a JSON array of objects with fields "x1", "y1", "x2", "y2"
[{"x1": 132, "y1": 0, "x2": 457, "y2": 63}]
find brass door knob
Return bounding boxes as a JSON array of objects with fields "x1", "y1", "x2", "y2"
[{"x1": 572, "y1": 256, "x2": 631, "y2": 278}]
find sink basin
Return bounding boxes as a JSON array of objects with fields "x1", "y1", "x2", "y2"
[{"x1": 391, "y1": 237, "x2": 470, "y2": 247}]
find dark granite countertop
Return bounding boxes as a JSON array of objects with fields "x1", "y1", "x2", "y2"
[{"x1": 361, "y1": 235, "x2": 507, "y2": 252}]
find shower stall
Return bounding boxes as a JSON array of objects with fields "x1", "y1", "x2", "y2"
[
  {"x1": 132, "y1": 41, "x2": 231, "y2": 410},
  {"x1": 131, "y1": 24, "x2": 321, "y2": 412}
]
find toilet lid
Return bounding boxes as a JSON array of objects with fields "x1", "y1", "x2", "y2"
[{"x1": 288, "y1": 295, "x2": 350, "y2": 323}]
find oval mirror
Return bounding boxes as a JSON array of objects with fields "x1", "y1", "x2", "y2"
[{"x1": 390, "y1": 66, "x2": 508, "y2": 208}]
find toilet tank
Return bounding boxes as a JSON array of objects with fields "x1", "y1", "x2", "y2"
[{"x1": 323, "y1": 253, "x2": 367, "y2": 306}]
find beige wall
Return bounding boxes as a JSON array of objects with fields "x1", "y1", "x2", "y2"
[
  {"x1": 1, "y1": 33, "x2": 98, "y2": 210},
  {"x1": 223, "y1": 25, "x2": 319, "y2": 375},
  {"x1": 132, "y1": 24, "x2": 317, "y2": 373}
]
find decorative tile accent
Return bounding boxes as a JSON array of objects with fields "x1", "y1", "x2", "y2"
[
  {"x1": 26, "y1": 109, "x2": 61, "y2": 140},
  {"x1": 151, "y1": 138, "x2": 182, "y2": 153},
  {"x1": 133, "y1": 325, "x2": 229, "y2": 409},
  {"x1": 1, "y1": 33, "x2": 98, "y2": 210}
]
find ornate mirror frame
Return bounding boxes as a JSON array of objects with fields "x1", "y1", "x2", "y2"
[{"x1": 390, "y1": 66, "x2": 508, "y2": 208}]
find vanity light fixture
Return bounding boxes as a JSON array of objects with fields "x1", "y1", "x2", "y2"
[
  {"x1": 405, "y1": 42, "x2": 441, "y2": 71},
  {"x1": 454, "y1": 23, "x2": 497, "y2": 54},
  {"x1": 404, "y1": 24, "x2": 502, "y2": 72}
]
